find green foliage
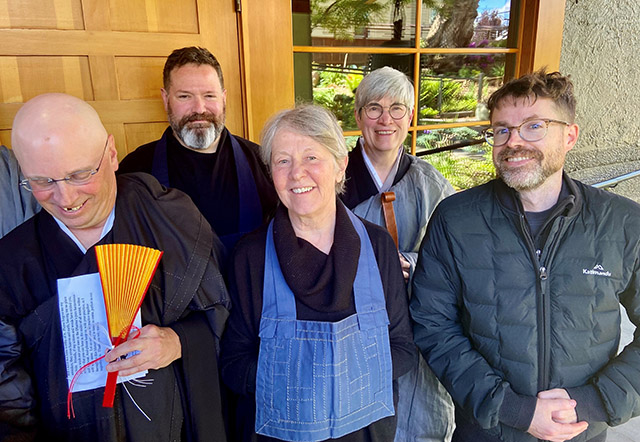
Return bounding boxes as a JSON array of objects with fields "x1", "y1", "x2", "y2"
[
  {"x1": 310, "y1": 0, "x2": 386, "y2": 40},
  {"x1": 418, "y1": 126, "x2": 477, "y2": 148},
  {"x1": 419, "y1": 78, "x2": 477, "y2": 116},
  {"x1": 488, "y1": 63, "x2": 505, "y2": 78},
  {"x1": 313, "y1": 87, "x2": 337, "y2": 108},
  {"x1": 313, "y1": 68, "x2": 363, "y2": 129},
  {"x1": 310, "y1": 0, "x2": 450, "y2": 41},
  {"x1": 489, "y1": 39, "x2": 508, "y2": 48},
  {"x1": 443, "y1": 96, "x2": 476, "y2": 112},
  {"x1": 420, "y1": 107, "x2": 439, "y2": 119},
  {"x1": 425, "y1": 149, "x2": 495, "y2": 190},
  {"x1": 457, "y1": 66, "x2": 482, "y2": 78},
  {"x1": 345, "y1": 135, "x2": 360, "y2": 150},
  {"x1": 417, "y1": 127, "x2": 495, "y2": 190},
  {"x1": 317, "y1": 70, "x2": 363, "y2": 91}
]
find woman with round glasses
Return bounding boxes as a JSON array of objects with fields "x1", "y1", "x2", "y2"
[{"x1": 341, "y1": 66, "x2": 456, "y2": 442}]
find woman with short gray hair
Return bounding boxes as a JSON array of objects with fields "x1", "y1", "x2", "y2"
[
  {"x1": 220, "y1": 104, "x2": 416, "y2": 442},
  {"x1": 354, "y1": 66, "x2": 414, "y2": 111},
  {"x1": 342, "y1": 66, "x2": 456, "y2": 442},
  {"x1": 259, "y1": 104, "x2": 348, "y2": 193}
]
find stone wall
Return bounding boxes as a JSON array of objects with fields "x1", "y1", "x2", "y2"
[{"x1": 560, "y1": 0, "x2": 640, "y2": 202}]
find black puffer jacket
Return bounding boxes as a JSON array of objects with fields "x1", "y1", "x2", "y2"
[{"x1": 411, "y1": 176, "x2": 640, "y2": 442}]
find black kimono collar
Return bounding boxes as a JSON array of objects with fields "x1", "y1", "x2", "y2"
[{"x1": 272, "y1": 199, "x2": 360, "y2": 312}]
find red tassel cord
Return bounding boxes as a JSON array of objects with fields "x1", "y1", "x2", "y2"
[{"x1": 67, "y1": 326, "x2": 141, "y2": 419}]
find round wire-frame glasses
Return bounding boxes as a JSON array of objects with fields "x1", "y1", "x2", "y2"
[{"x1": 362, "y1": 103, "x2": 409, "y2": 120}]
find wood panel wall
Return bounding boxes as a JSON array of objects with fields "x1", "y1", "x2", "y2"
[{"x1": 0, "y1": 0, "x2": 295, "y2": 159}]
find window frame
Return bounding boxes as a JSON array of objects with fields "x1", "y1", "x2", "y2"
[{"x1": 292, "y1": 0, "x2": 567, "y2": 154}]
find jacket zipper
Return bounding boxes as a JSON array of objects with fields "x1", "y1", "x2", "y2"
[
  {"x1": 538, "y1": 253, "x2": 550, "y2": 390},
  {"x1": 520, "y1": 213, "x2": 565, "y2": 392},
  {"x1": 537, "y1": 218, "x2": 564, "y2": 390},
  {"x1": 519, "y1": 214, "x2": 550, "y2": 392}
]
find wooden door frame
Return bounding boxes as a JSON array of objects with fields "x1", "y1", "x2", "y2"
[{"x1": 236, "y1": 0, "x2": 295, "y2": 141}]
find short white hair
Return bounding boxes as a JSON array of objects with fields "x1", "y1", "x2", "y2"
[
  {"x1": 355, "y1": 66, "x2": 414, "y2": 111},
  {"x1": 260, "y1": 104, "x2": 348, "y2": 193}
]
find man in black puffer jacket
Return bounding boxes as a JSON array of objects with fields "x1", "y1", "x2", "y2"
[{"x1": 411, "y1": 70, "x2": 640, "y2": 442}]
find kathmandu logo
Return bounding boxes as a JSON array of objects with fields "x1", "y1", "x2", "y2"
[{"x1": 583, "y1": 264, "x2": 611, "y2": 277}]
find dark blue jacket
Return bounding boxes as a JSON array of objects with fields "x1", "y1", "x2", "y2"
[{"x1": 411, "y1": 176, "x2": 640, "y2": 441}]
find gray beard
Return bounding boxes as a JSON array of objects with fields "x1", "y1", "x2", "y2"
[
  {"x1": 494, "y1": 147, "x2": 560, "y2": 192},
  {"x1": 498, "y1": 164, "x2": 547, "y2": 191},
  {"x1": 178, "y1": 124, "x2": 220, "y2": 150}
]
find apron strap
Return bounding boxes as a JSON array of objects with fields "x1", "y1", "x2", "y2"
[
  {"x1": 346, "y1": 209, "x2": 389, "y2": 330},
  {"x1": 259, "y1": 221, "x2": 297, "y2": 338}
]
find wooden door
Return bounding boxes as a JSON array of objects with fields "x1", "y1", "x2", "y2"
[{"x1": 0, "y1": 0, "x2": 245, "y2": 160}]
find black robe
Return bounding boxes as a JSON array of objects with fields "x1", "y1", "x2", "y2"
[
  {"x1": 220, "y1": 202, "x2": 417, "y2": 442},
  {"x1": 0, "y1": 173, "x2": 230, "y2": 442},
  {"x1": 117, "y1": 127, "x2": 278, "y2": 241}
]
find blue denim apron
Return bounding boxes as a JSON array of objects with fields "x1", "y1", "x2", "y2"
[
  {"x1": 255, "y1": 210, "x2": 394, "y2": 441},
  {"x1": 151, "y1": 129, "x2": 263, "y2": 251}
]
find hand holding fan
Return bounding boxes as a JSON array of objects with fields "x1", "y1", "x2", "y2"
[{"x1": 95, "y1": 244, "x2": 163, "y2": 408}]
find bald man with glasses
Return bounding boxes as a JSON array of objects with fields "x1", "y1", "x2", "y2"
[{"x1": 0, "y1": 93, "x2": 229, "y2": 441}]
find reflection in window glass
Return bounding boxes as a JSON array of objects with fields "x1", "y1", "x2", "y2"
[
  {"x1": 310, "y1": 62, "x2": 363, "y2": 131},
  {"x1": 296, "y1": 0, "x2": 418, "y2": 47},
  {"x1": 295, "y1": 53, "x2": 413, "y2": 131},
  {"x1": 422, "y1": 0, "x2": 513, "y2": 49},
  {"x1": 294, "y1": 51, "x2": 511, "y2": 131},
  {"x1": 293, "y1": 1, "x2": 513, "y2": 49},
  {"x1": 418, "y1": 53, "x2": 509, "y2": 125},
  {"x1": 416, "y1": 126, "x2": 495, "y2": 190},
  {"x1": 345, "y1": 136, "x2": 360, "y2": 150}
]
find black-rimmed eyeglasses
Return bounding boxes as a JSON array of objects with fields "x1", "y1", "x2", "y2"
[
  {"x1": 484, "y1": 118, "x2": 569, "y2": 147},
  {"x1": 19, "y1": 137, "x2": 110, "y2": 192},
  {"x1": 362, "y1": 103, "x2": 408, "y2": 120}
]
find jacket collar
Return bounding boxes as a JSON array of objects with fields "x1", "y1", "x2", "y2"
[{"x1": 494, "y1": 171, "x2": 582, "y2": 219}]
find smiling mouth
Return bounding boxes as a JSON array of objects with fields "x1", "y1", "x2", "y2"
[
  {"x1": 186, "y1": 121, "x2": 211, "y2": 127},
  {"x1": 291, "y1": 186, "x2": 313, "y2": 194},
  {"x1": 376, "y1": 130, "x2": 395, "y2": 135},
  {"x1": 505, "y1": 156, "x2": 532, "y2": 162},
  {"x1": 63, "y1": 202, "x2": 85, "y2": 213}
]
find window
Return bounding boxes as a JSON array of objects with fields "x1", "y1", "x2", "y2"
[{"x1": 292, "y1": 0, "x2": 566, "y2": 188}]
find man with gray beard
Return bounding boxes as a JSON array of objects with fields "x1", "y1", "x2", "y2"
[
  {"x1": 411, "y1": 71, "x2": 640, "y2": 442},
  {"x1": 118, "y1": 47, "x2": 277, "y2": 252}
]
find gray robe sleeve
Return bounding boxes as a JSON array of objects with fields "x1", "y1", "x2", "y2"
[
  {"x1": 352, "y1": 156, "x2": 454, "y2": 286},
  {"x1": 0, "y1": 146, "x2": 40, "y2": 238}
]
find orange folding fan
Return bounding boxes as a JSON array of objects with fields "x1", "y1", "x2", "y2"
[{"x1": 95, "y1": 244, "x2": 163, "y2": 408}]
